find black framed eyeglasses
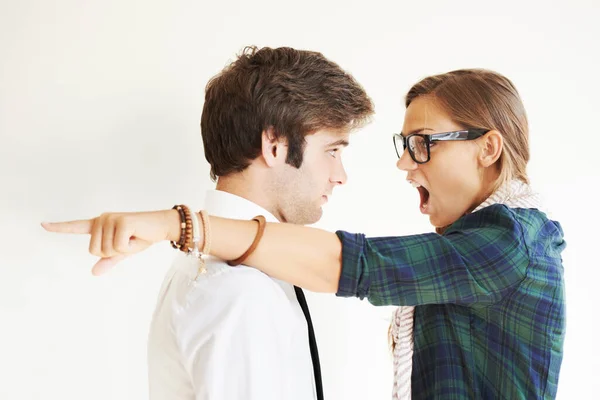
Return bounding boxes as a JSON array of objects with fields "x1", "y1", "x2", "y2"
[{"x1": 393, "y1": 128, "x2": 489, "y2": 164}]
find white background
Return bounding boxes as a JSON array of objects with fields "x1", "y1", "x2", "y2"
[{"x1": 1, "y1": 0, "x2": 599, "y2": 398}]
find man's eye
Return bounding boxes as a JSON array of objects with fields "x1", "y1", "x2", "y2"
[{"x1": 327, "y1": 149, "x2": 339, "y2": 157}]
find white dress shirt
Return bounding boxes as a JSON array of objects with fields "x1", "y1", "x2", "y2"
[{"x1": 147, "y1": 190, "x2": 316, "y2": 400}]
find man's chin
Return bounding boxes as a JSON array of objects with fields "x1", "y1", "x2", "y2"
[
  {"x1": 284, "y1": 207, "x2": 322, "y2": 226},
  {"x1": 302, "y1": 208, "x2": 323, "y2": 226}
]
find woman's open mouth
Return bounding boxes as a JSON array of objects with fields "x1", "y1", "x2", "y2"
[{"x1": 409, "y1": 180, "x2": 430, "y2": 214}]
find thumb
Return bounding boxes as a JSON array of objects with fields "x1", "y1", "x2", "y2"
[
  {"x1": 91, "y1": 238, "x2": 153, "y2": 276},
  {"x1": 92, "y1": 254, "x2": 129, "y2": 276}
]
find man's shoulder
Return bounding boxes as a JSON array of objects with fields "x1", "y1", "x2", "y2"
[
  {"x1": 169, "y1": 253, "x2": 290, "y2": 304},
  {"x1": 149, "y1": 256, "x2": 297, "y2": 368},
  {"x1": 161, "y1": 255, "x2": 296, "y2": 333}
]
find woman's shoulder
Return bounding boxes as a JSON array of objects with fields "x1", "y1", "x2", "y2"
[
  {"x1": 455, "y1": 204, "x2": 566, "y2": 256},
  {"x1": 447, "y1": 204, "x2": 563, "y2": 239}
]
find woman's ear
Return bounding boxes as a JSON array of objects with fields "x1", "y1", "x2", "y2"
[{"x1": 478, "y1": 130, "x2": 503, "y2": 168}]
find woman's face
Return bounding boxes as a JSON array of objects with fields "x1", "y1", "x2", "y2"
[{"x1": 397, "y1": 96, "x2": 493, "y2": 228}]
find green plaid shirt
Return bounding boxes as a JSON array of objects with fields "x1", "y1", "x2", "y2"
[{"x1": 336, "y1": 204, "x2": 566, "y2": 399}]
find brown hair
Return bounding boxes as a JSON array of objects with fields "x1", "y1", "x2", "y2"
[
  {"x1": 406, "y1": 69, "x2": 530, "y2": 191},
  {"x1": 201, "y1": 46, "x2": 374, "y2": 181}
]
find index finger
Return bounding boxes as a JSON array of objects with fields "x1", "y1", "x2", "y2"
[{"x1": 41, "y1": 219, "x2": 94, "y2": 235}]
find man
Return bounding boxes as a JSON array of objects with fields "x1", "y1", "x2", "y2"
[{"x1": 145, "y1": 46, "x2": 373, "y2": 399}]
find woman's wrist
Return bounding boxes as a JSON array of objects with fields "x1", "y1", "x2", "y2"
[{"x1": 165, "y1": 209, "x2": 184, "y2": 243}]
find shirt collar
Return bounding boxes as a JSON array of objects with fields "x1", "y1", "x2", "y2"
[
  {"x1": 203, "y1": 189, "x2": 279, "y2": 223},
  {"x1": 473, "y1": 179, "x2": 542, "y2": 213}
]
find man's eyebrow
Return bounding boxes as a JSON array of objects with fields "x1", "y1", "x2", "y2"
[{"x1": 325, "y1": 139, "x2": 350, "y2": 147}]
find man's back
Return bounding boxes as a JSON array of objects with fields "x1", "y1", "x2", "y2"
[{"x1": 147, "y1": 190, "x2": 316, "y2": 400}]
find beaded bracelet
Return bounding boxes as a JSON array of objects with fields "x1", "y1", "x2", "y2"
[
  {"x1": 181, "y1": 205, "x2": 193, "y2": 252},
  {"x1": 170, "y1": 206, "x2": 267, "y2": 275},
  {"x1": 170, "y1": 205, "x2": 187, "y2": 250}
]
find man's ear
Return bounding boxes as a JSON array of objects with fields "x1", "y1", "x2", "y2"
[
  {"x1": 261, "y1": 127, "x2": 288, "y2": 167},
  {"x1": 477, "y1": 130, "x2": 503, "y2": 168}
]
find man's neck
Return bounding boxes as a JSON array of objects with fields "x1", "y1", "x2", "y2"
[{"x1": 215, "y1": 174, "x2": 281, "y2": 222}]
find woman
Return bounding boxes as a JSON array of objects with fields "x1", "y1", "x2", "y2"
[{"x1": 44, "y1": 69, "x2": 566, "y2": 399}]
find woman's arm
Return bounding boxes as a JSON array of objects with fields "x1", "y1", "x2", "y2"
[
  {"x1": 43, "y1": 209, "x2": 343, "y2": 293},
  {"x1": 335, "y1": 205, "x2": 531, "y2": 306},
  {"x1": 203, "y1": 215, "x2": 343, "y2": 293},
  {"x1": 42, "y1": 204, "x2": 533, "y2": 304}
]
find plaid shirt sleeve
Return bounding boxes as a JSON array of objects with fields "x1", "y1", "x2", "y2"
[{"x1": 335, "y1": 204, "x2": 530, "y2": 306}]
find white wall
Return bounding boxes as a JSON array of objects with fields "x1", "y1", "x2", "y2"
[{"x1": 1, "y1": 0, "x2": 598, "y2": 398}]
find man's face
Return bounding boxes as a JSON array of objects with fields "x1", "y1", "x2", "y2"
[{"x1": 270, "y1": 129, "x2": 349, "y2": 225}]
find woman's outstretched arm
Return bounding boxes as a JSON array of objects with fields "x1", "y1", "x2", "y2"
[{"x1": 42, "y1": 209, "x2": 344, "y2": 293}]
